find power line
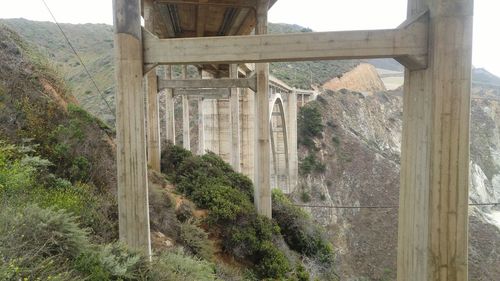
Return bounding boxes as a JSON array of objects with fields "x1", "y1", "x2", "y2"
[
  {"x1": 41, "y1": 0, "x2": 115, "y2": 118},
  {"x1": 293, "y1": 202, "x2": 500, "y2": 209}
]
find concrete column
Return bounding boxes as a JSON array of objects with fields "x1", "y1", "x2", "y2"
[
  {"x1": 203, "y1": 99, "x2": 219, "y2": 154},
  {"x1": 254, "y1": 0, "x2": 271, "y2": 217},
  {"x1": 230, "y1": 64, "x2": 241, "y2": 172},
  {"x1": 113, "y1": 0, "x2": 151, "y2": 255},
  {"x1": 217, "y1": 99, "x2": 232, "y2": 162},
  {"x1": 144, "y1": 2, "x2": 160, "y2": 171},
  {"x1": 240, "y1": 88, "x2": 255, "y2": 180},
  {"x1": 181, "y1": 65, "x2": 190, "y2": 150},
  {"x1": 164, "y1": 65, "x2": 175, "y2": 144},
  {"x1": 197, "y1": 97, "x2": 205, "y2": 155},
  {"x1": 397, "y1": 0, "x2": 473, "y2": 280},
  {"x1": 287, "y1": 92, "x2": 298, "y2": 193}
]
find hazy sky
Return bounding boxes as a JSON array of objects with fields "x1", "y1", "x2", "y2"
[{"x1": 1, "y1": 0, "x2": 499, "y2": 76}]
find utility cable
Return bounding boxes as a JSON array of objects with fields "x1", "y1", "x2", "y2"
[
  {"x1": 41, "y1": 0, "x2": 115, "y2": 118},
  {"x1": 293, "y1": 202, "x2": 500, "y2": 209}
]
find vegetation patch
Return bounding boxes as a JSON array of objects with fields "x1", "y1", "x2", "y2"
[
  {"x1": 161, "y1": 142, "x2": 293, "y2": 279},
  {"x1": 298, "y1": 102, "x2": 324, "y2": 150},
  {"x1": 272, "y1": 189, "x2": 334, "y2": 265}
]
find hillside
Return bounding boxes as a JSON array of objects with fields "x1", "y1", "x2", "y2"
[
  {"x1": 0, "y1": 23, "x2": 339, "y2": 280},
  {"x1": 294, "y1": 66, "x2": 500, "y2": 280}
]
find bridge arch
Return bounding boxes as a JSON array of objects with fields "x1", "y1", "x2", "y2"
[{"x1": 269, "y1": 94, "x2": 290, "y2": 193}]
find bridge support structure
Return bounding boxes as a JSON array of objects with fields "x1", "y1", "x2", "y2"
[
  {"x1": 114, "y1": 0, "x2": 473, "y2": 279},
  {"x1": 396, "y1": 0, "x2": 472, "y2": 280}
]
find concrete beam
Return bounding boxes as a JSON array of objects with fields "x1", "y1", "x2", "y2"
[
  {"x1": 158, "y1": 76, "x2": 257, "y2": 92},
  {"x1": 173, "y1": 88, "x2": 230, "y2": 99},
  {"x1": 143, "y1": 12, "x2": 428, "y2": 70}
]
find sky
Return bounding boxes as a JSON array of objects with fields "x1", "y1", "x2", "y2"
[{"x1": 0, "y1": 0, "x2": 499, "y2": 77}]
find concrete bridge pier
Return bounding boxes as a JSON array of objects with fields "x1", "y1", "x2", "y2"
[{"x1": 164, "y1": 65, "x2": 175, "y2": 144}]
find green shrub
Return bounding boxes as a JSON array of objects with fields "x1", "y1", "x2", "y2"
[
  {"x1": 298, "y1": 103, "x2": 324, "y2": 150},
  {"x1": 255, "y1": 241, "x2": 290, "y2": 278},
  {"x1": 0, "y1": 205, "x2": 89, "y2": 280},
  {"x1": 299, "y1": 154, "x2": 326, "y2": 176},
  {"x1": 0, "y1": 141, "x2": 116, "y2": 241},
  {"x1": 98, "y1": 243, "x2": 146, "y2": 279},
  {"x1": 161, "y1": 144, "x2": 292, "y2": 279},
  {"x1": 272, "y1": 190, "x2": 334, "y2": 264},
  {"x1": 160, "y1": 141, "x2": 193, "y2": 176},
  {"x1": 180, "y1": 220, "x2": 215, "y2": 261},
  {"x1": 301, "y1": 191, "x2": 312, "y2": 202},
  {"x1": 148, "y1": 250, "x2": 218, "y2": 281}
]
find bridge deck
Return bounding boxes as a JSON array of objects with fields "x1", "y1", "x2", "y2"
[
  {"x1": 142, "y1": 0, "x2": 276, "y2": 75},
  {"x1": 143, "y1": 0, "x2": 277, "y2": 39}
]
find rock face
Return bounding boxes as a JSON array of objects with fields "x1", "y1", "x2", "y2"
[
  {"x1": 298, "y1": 69, "x2": 500, "y2": 280},
  {"x1": 322, "y1": 63, "x2": 387, "y2": 94}
]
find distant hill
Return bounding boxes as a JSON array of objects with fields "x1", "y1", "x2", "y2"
[{"x1": 1, "y1": 18, "x2": 116, "y2": 123}]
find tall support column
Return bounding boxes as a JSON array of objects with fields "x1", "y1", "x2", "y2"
[
  {"x1": 113, "y1": 0, "x2": 151, "y2": 255},
  {"x1": 164, "y1": 65, "x2": 175, "y2": 144},
  {"x1": 197, "y1": 97, "x2": 205, "y2": 155},
  {"x1": 397, "y1": 0, "x2": 473, "y2": 280},
  {"x1": 204, "y1": 99, "x2": 220, "y2": 154},
  {"x1": 241, "y1": 88, "x2": 255, "y2": 180},
  {"x1": 144, "y1": 0, "x2": 160, "y2": 171},
  {"x1": 287, "y1": 92, "x2": 298, "y2": 193},
  {"x1": 218, "y1": 99, "x2": 232, "y2": 162},
  {"x1": 254, "y1": 0, "x2": 271, "y2": 217},
  {"x1": 230, "y1": 64, "x2": 241, "y2": 171},
  {"x1": 181, "y1": 66, "x2": 190, "y2": 150}
]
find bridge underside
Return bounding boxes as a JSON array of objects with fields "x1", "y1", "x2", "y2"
[{"x1": 114, "y1": 0, "x2": 473, "y2": 280}]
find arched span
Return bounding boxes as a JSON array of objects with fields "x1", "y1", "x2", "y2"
[{"x1": 269, "y1": 94, "x2": 290, "y2": 193}]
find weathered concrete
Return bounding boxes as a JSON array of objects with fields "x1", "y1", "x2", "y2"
[
  {"x1": 397, "y1": 0, "x2": 473, "y2": 280},
  {"x1": 113, "y1": 0, "x2": 151, "y2": 256},
  {"x1": 181, "y1": 66, "x2": 190, "y2": 150},
  {"x1": 254, "y1": 0, "x2": 272, "y2": 218},
  {"x1": 230, "y1": 64, "x2": 241, "y2": 171},
  {"x1": 164, "y1": 65, "x2": 175, "y2": 144}
]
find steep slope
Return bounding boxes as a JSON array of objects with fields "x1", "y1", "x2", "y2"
[
  {"x1": 322, "y1": 63, "x2": 386, "y2": 93},
  {"x1": 0, "y1": 24, "x2": 339, "y2": 280},
  {"x1": 296, "y1": 68, "x2": 500, "y2": 280},
  {"x1": 1, "y1": 18, "x2": 116, "y2": 123}
]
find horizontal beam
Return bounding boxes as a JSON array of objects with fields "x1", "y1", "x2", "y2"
[
  {"x1": 173, "y1": 88, "x2": 230, "y2": 99},
  {"x1": 154, "y1": 0, "x2": 257, "y2": 9},
  {"x1": 143, "y1": 12, "x2": 429, "y2": 70},
  {"x1": 158, "y1": 76, "x2": 257, "y2": 91}
]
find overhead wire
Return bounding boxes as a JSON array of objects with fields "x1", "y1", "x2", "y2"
[
  {"x1": 293, "y1": 202, "x2": 500, "y2": 209},
  {"x1": 40, "y1": 0, "x2": 115, "y2": 118}
]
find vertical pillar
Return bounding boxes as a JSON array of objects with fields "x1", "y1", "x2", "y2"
[
  {"x1": 164, "y1": 65, "x2": 175, "y2": 144},
  {"x1": 181, "y1": 65, "x2": 190, "y2": 150},
  {"x1": 254, "y1": 0, "x2": 271, "y2": 217},
  {"x1": 113, "y1": 0, "x2": 151, "y2": 255},
  {"x1": 230, "y1": 64, "x2": 241, "y2": 172},
  {"x1": 287, "y1": 92, "x2": 298, "y2": 192},
  {"x1": 217, "y1": 99, "x2": 232, "y2": 162},
  {"x1": 204, "y1": 99, "x2": 220, "y2": 154},
  {"x1": 241, "y1": 88, "x2": 255, "y2": 180},
  {"x1": 144, "y1": 0, "x2": 160, "y2": 171},
  {"x1": 197, "y1": 97, "x2": 205, "y2": 155},
  {"x1": 397, "y1": 0, "x2": 473, "y2": 280}
]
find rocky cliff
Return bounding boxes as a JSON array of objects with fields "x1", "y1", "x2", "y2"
[{"x1": 297, "y1": 66, "x2": 500, "y2": 280}]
